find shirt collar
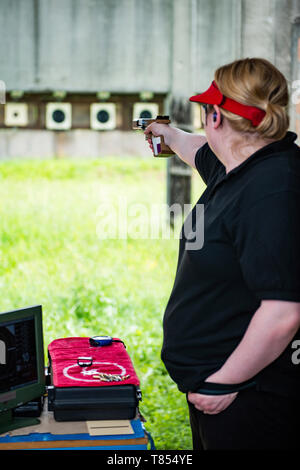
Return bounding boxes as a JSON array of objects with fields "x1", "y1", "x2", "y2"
[{"x1": 222, "y1": 131, "x2": 299, "y2": 179}]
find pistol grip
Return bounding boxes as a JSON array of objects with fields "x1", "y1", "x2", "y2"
[{"x1": 151, "y1": 135, "x2": 175, "y2": 158}]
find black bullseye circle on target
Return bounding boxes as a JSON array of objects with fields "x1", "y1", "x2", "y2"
[
  {"x1": 52, "y1": 109, "x2": 66, "y2": 124},
  {"x1": 140, "y1": 110, "x2": 152, "y2": 119},
  {"x1": 97, "y1": 110, "x2": 110, "y2": 124}
]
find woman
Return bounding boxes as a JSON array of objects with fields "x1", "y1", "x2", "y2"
[{"x1": 145, "y1": 58, "x2": 300, "y2": 450}]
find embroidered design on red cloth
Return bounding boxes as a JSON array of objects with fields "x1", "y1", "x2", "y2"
[{"x1": 48, "y1": 337, "x2": 140, "y2": 388}]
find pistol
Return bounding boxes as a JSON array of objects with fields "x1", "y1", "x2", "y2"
[{"x1": 132, "y1": 115, "x2": 175, "y2": 158}]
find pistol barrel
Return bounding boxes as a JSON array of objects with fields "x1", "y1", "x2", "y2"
[{"x1": 132, "y1": 115, "x2": 171, "y2": 130}]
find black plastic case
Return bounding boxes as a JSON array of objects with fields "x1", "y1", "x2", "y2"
[{"x1": 47, "y1": 384, "x2": 142, "y2": 421}]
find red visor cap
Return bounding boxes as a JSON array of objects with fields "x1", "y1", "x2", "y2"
[{"x1": 189, "y1": 81, "x2": 266, "y2": 127}]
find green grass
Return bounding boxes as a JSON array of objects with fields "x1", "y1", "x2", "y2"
[{"x1": 0, "y1": 156, "x2": 205, "y2": 450}]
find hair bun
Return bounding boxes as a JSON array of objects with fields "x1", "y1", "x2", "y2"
[{"x1": 257, "y1": 101, "x2": 289, "y2": 140}]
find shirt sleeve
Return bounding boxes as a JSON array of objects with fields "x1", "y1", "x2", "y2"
[
  {"x1": 194, "y1": 143, "x2": 224, "y2": 186},
  {"x1": 230, "y1": 190, "x2": 300, "y2": 302}
]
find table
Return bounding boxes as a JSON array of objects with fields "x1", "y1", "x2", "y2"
[{"x1": 0, "y1": 400, "x2": 153, "y2": 450}]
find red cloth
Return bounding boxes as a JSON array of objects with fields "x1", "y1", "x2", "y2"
[{"x1": 48, "y1": 337, "x2": 140, "y2": 388}]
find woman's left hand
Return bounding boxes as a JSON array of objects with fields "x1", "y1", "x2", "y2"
[
  {"x1": 188, "y1": 370, "x2": 239, "y2": 415},
  {"x1": 187, "y1": 390, "x2": 238, "y2": 415}
]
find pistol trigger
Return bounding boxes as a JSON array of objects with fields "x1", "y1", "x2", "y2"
[{"x1": 145, "y1": 132, "x2": 152, "y2": 141}]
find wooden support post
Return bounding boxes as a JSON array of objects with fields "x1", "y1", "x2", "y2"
[{"x1": 166, "y1": 96, "x2": 193, "y2": 227}]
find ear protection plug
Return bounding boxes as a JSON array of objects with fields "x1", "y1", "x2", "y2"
[{"x1": 213, "y1": 112, "x2": 217, "y2": 122}]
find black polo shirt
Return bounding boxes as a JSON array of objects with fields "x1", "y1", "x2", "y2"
[{"x1": 161, "y1": 132, "x2": 300, "y2": 397}]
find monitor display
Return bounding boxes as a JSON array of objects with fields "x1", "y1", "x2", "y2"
[
  {"x1": 0, "y1": 317, "x2": 38, "y2": 393},
  {"x1": 0, "y1": 305, "x2": 45, "y2": 433}
]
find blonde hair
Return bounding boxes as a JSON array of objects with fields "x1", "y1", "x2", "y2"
[{"x1": 213, "y1": 58, "x2": 289, "y2": 141}]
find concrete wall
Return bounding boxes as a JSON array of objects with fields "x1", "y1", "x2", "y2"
[
  {"x1": 171, "y1": 0, "x2": 300, "y2": 96},
  {"x1": 0, "y1": 129, "x2": 151, "y2": 159},
  {"x1": 0, "y1": 0, "x2": 173, "y2": 93},
  {"x1": 0, "y1": 0, "x2": 299, "y2": 158},
  {"x1": 239, "y1": 0, "x2": 300, "y2": 136},
  {"x1": 4, "y1": 0, "x2": 294, "y2": 96}
]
